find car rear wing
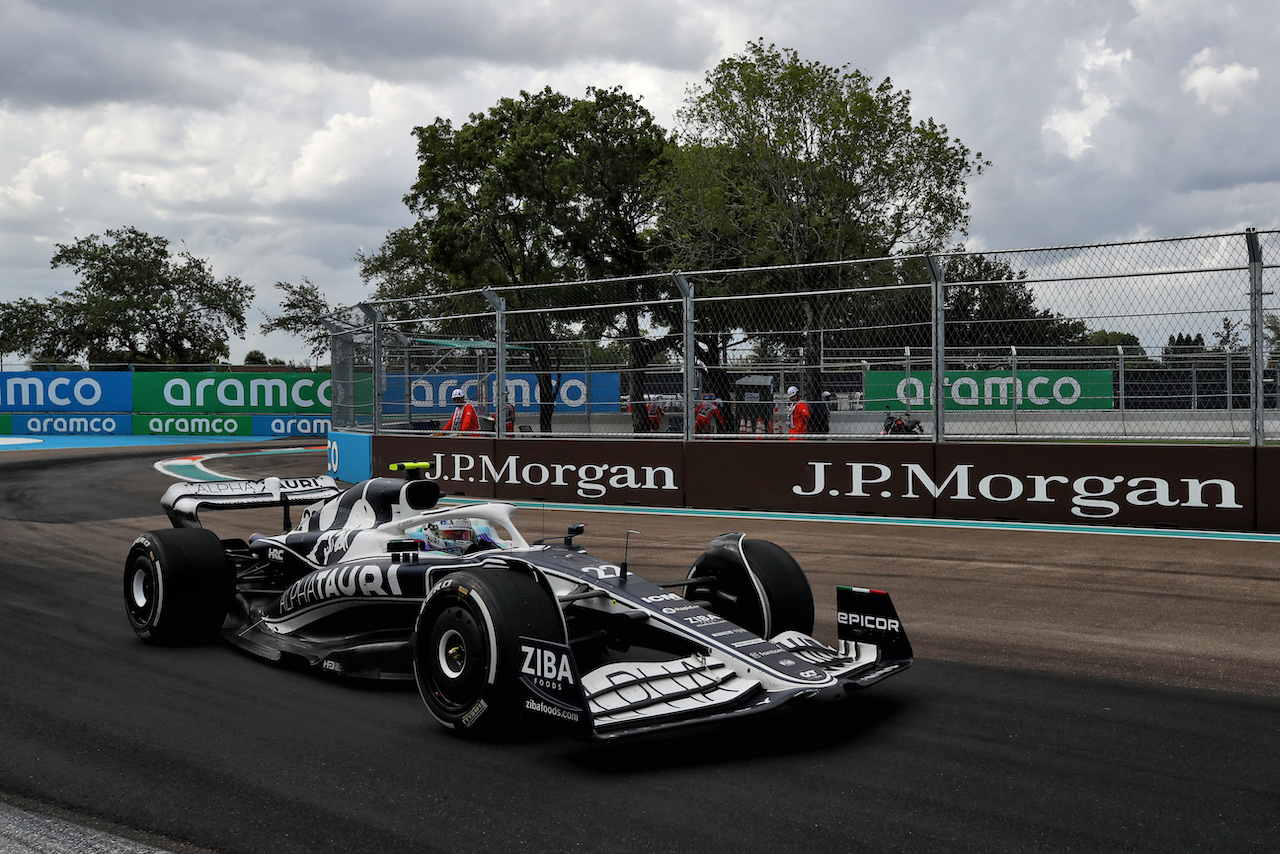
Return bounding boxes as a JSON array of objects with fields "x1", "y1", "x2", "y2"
[{"x1": 162, "y1": 476, "x2": 342, "y2": 529}]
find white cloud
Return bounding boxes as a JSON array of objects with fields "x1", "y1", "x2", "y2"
[
  {"x1": 1042, "y1": 38, "x2": 1133, "y2": 159},
  {"x1": 1181, "y1": 48, "x2": 1259, "y2": 114},
  {"x1": 1, "y1": 150, "x2": 70, "y2": 209}
]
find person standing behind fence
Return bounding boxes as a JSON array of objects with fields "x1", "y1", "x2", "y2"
[
  {"x1": 646, "y1": 400, "x2": 665, "y2": 432},
  {"x1": 446, "y1": 388, "x2": 480, "y2": 434},
  {"x1": 694, "y1": 398, "x2": 726, "y2": 434},
  {"x1": 787, "y1": 386, "x2": 809, "y2": 440}
]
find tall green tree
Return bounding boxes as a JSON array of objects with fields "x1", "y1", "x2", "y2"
[
  {"x1": 0, "y1": 226, "x2": 251, "y2": 365},
  {"x1": 663, "y1": 41, "x2": 989, "y2": 396},
  {"x1": 359, "y1": 85, "x2": 673, "y2": 429}
]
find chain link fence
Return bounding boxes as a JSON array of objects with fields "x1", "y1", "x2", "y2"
[{"x1": 329, "y1": 228, "x2": 1280, "y2": 443}]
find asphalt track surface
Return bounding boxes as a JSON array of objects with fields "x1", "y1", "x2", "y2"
[{"x1": 1, "y1": 443, "x2": 1277, "y2": 853}]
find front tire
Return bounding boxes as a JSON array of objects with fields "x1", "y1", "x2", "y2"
[
  {"x1": 124, "y1": 528, "x2": 233, "y2": 644},
  {"x1": 686, "y1": 536, "x2": 814, "y2": 638},
  {"x1": 412, "y1": 568, "x2": 563, "y2": 736}
]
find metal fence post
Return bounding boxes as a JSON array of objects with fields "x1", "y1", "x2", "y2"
[
  {"x1": 927, "y1": 254, "x2": 946, "y2": 441},
  {"x1": 674, "y1": 273, "x2": 695, "y2": 440},
  {"x1": 903, "y1": 347, "x2": 912, "y2": 417},
  {"x1": 482, "y1": 288, "x2": 506, "y2": 438},
  {"x1": 1010, "y1": 346, "x2": 1018, "y2": 436},
  {"x1": 1247, "y1": 228, "x2": 1264, "y2": 446},
  {"x1": 357, "y1": 304, "x2": 383, "y2": 434},
  {"x1": 1117, "y1": 344, "x2": 1126, "y2": 437}
]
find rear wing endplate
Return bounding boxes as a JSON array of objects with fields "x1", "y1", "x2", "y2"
[{"x1": 162, "y1": 476, "x2": 341, "y2": 529}]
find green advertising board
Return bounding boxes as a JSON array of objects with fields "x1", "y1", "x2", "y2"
[
  {"x1": 864, "y1": 370, "x2": 1114, "y2": 411},
  {"x1": 0, "y1": 414, "x2": 10, "y2": 434},
  {"x1": 132, "y1": 372, "x2": 332, "y2": 414},
  {"x1": 132, "y1": 414, "x2": 255, "y2": 436}
]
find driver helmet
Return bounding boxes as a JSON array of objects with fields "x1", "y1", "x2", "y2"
[
  {"x1": 417, "y1": 518, "x2": 504, "y2": 555},
  {"x1": 420, "y1": 519, "x2": 476, "y2": 555}
]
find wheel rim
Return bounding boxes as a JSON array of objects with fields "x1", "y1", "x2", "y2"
[
  {"x1": 126, "y1": 558, "x2": 156, "y2": 627},
  {"x1": 424, "y1": 604, "x2": 487, "y2": 713},
  {"x1": 436, "y1": 628, "x2": 468, "y2": 678}
]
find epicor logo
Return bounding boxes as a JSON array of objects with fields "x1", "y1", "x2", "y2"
[{"x1": 838, "y1": 612, "x2": 902, "y2": 633}]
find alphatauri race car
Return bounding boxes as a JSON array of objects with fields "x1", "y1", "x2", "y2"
[{"x1": 124, "y1": 466, "x2": 912, "y2": 740}]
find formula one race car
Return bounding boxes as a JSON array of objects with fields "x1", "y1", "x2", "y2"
[{"x1": 124, "y1": 466, "x2": 912, "y2": 740}]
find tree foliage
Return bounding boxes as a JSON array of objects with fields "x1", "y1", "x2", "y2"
[
  {"x1": 941, "y1": 254, "x2": 1088, "y2": 350},
  {"x1": 0, "y1": 226, "x2": 251, "y2": 365},
  {"x1": 358, "y1": 85, "x2": 673, "y2": 429},
  {"x1": 661, "y1": 40, "x2": 989, "y2": 396},
  {"x1": 663, "y1": 40, "x2": 987, "y2": 270},
  {"x1": 255, "y1": 43, "x2": 1085, "y2": 412},
  {"x1": 260, "y1": 277, "x2": 339, "y2": 360}
]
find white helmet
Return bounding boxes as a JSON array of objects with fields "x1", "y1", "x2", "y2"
[
  {"x1": 416, "y1": 518, "x2": 504, "y2": 555},
  {"x1": 420, "y1": 519, "x2": 476, "y2": 555}
]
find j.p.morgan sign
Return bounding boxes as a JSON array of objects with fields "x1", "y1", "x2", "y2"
[
  {"x1": 790, "y1": 457, "x2": 1241, "y2": 520},
  {"x1": 683, "y1": 442, "x2": 1252, "y2": 529},
  {"x1": 367, "y1": 434, "x2": 1256, "y2": 529}
]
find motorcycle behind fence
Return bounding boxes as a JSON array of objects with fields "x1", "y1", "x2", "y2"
[{"x1": 881, "y1": 408, "x2": 925, "y2": 436}]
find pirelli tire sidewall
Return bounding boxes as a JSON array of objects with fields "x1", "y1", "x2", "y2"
[
  {"x1": 412, "y1": 568, "x2": 562, "y2": 736},
  {"x1": 124, "y1": 528, "x2": 233, "y2": 644}
]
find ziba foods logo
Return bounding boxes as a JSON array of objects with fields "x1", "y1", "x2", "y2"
[{"x1": 792, "y1": 461, "x2": 1242, "y2": 519}]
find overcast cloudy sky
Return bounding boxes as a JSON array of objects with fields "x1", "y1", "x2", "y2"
[{"x1": 1, "y1": 0, "x2": 1275, "y2": 364}]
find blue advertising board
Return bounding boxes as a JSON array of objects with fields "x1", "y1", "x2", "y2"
[
  {"x1": 251, "y1": 414, "x2": 332, "y2": 437},
  {"x1": 10, "y1": 413, "x2": 133, "y2": 435},
  {"x1": 327, "y1": 430, "x2": 371, "y2": 482},
  {"x1": 0, "y1": 372, "x2": 132, "y2": 413},
  {"x1": 381, "y1": 372, "x2": 622, "y2": 415}
]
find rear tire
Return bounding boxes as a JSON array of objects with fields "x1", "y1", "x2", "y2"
[
  {"x1": 412, "y1": 568, "x2": 563, "y2": 736},
  {"x1": 124, "y1": 528, "x2": 233, "y2": 644},
  {"x1": 686, "y1": 536, "x2": 814, "y2": 638}
]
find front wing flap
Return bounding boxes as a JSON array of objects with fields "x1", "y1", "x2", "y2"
[{"x1": 518, "y1": 586, "x2": 913, "y2": 740}]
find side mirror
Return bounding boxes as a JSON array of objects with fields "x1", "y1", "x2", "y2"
[{"x1": 534, "y1": 522, "x2": 587, "y2": 548}]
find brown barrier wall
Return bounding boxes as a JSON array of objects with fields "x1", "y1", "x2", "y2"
[
  {"x1": 681, "y1": 441, "x2": 936, "y2": 516},
  {"x1": 1254, "y1": 445, "x2": 1280, "y2": 532},
  {"x1": 369, "y1": 435, "x2": 1276, "y2": 532}
]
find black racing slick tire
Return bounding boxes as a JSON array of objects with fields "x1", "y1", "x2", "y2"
[
  {"x1": 412, "y1": 568, "x2": 563, "y2": 736},
  {"x1": 124, "y1": 528, "x2": 233, "y2": 644},
  {"x1": 687, "y1": 536, "x2": 815, "y2": 638}
]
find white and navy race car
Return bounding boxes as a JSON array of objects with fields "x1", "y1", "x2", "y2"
[{"x1": 124, "y1": 466, "x2": 912, "y2": 740}]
